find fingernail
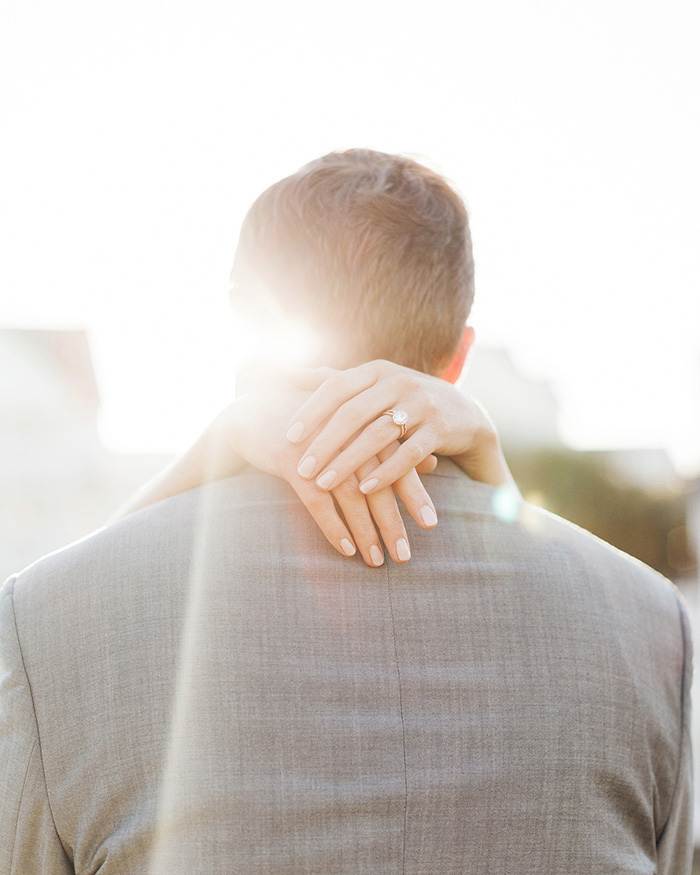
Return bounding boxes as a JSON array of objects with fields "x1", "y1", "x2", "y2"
[
  {"x1": 359, "y1": 478, "x2": 379, "y2": 494},
  {"x1": 420, "y1": 506, "x2": 438, "y2": 527},
  {"x1": 370, "y1": 545, "x2": 384, "y2": 566},
  {"x1": 286, "y1": 421, "x2": 304, "y2": 443},
  {"x1": 340, "y1": 538, "x2": 356, "y2": 557},
  {"x1": 316, "y1": 470, "x2": 337, "y2": 490},
  {"x1": 298, "y1": 456, "x2": 316, "y2": 478},
  {"x1": 396, "y1": 538, "x2": 411, "y2": 562}
]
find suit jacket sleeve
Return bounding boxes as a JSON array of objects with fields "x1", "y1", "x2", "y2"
[
  {"x1": 0, "y1": 576, "x2": 73, "y2": 875},
  {"x1": 656, "y1": 591, "x2": 695, "y2": 875}
]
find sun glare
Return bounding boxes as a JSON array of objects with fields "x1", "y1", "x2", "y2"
[{"x1": 230, "y1": 314, "x2": 321, "y2": 372}]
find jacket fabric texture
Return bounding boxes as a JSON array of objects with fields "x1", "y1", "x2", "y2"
[{"x1": 0, "y1": 458, "x2": 693, "y2": 873}]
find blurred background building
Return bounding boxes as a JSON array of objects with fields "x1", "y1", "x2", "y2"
[{"x1": 0, "y1": 328, "x2": 169, "y2": 580}]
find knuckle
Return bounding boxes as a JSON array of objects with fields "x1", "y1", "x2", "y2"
[
  {"x1": 281, "y1": 445, "x2": 301, "y2": 467},
  {"x1": 336, "y1": 400, "x2": 360, "y2": 429},
  {"x1": 354, "y1": 523, "x2": 377, "y2": 542},
  {"x1": 356, "y1": 456, "x2": 380, "y2": 477},
  {"x1": 421, "y1": 402, "x2": 441, "y2": 428},
  {"x1": 406, "y1": 441, "x2": 426, "y2": 463},
  {"x1": 346, "y1": 394, "x2": 368, "y2": 419},
  {"x1": 373, "y1": 510, "x2": 402, "y2": 534},
  {"x1": 376, "y1": 416, "x2": 396, "y2": 438},
  {"x1": 384, "y1": 440, "x2": 401, "y2": 454},
  {"x1": 305, "y1": 490, "x2": 328, "y2": 513},
  {"x1": 335, "y1": 477, "x2": 361, "y2": 500},
  {"x1": 417, "y1": 387, "x2": 431, "y2": 407},
  {"x1": 346, "y1": 363, "x2": 369, "y2": 386},
  {"x1": 325, "y1": 372, "x2": 347, "y2": 395},
  {"x1": 432, "y1": 415, "x2": 448, "y2": 440},
  {"x1": 381, "y1": 427, "x2": 402, "y2": 448},
  {"x1": 398, "y1": 372, "x2": 418, "y2": 393}
]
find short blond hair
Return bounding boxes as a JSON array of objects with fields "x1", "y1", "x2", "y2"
[{"x1": 237, "y1": 149, "x2": 475, "y2": 374}]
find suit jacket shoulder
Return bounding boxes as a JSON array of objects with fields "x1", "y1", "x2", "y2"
[{"x1": 2, "y1": 462, "x2": 693, "y2": 874}]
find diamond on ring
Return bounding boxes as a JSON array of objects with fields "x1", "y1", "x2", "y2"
[{"x1": 381, "y1": 408, "x2": 408, "y2": 439}]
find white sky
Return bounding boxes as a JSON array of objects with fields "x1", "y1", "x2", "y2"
[{"x1": 1, "y1": 0, "x2": 699, "y2": 474}]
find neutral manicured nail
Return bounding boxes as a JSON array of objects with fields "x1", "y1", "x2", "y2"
[
  {"x1": 286, "y1": 421, "x2": 304, "y2": 443},
  {"x1": 359, "y1": 478, "x2": 379, "y2": 494},
  {"x1": 370, "y1": 545, "x2": 384, "y2": 567},
  {"x1": 420, "y1": 506, "x2": 438, "y2": 527},
  {"x1": 396, "y1": 538, "x2": 411, "y2": 561},
  {"x1": 316, "y1": 470, "x2": 337, "y2": 490},
  {"x1": 340, "y1": 538, "x2": 356, "y2": 557},
  {"x1": 297, "y1": 456, "x2": 316, "y2": 479}
]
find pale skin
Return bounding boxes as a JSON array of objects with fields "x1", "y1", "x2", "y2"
[
  {"x1": 112, "y1": 329, "x2": 518, "y2": 568},
  {"x1": 286, "y1": 358, "x2": 515, "y2": 498}
]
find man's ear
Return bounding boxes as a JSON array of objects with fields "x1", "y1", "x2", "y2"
[{"x1": 439, "y1": 325, "x2": 475, "y2": 384}]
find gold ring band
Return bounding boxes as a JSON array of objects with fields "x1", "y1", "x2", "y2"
[{"x1": 380, "y1": 409, "x2": 408, "y2": 440}]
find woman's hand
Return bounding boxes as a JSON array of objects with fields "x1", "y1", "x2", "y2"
[
  {"x1": 110, "y1": 374, "x2": 439, "y2": 567},
  {"x1": 210, "y1": 384, "x2": 438, "y2": 566},
  {"x1": 285, "y1": 359, "x2": 517, "y2": 495}
]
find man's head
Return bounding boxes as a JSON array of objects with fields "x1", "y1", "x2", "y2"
[{"x1": 230, "y1": 149, "x2": 475, "y2": 377}]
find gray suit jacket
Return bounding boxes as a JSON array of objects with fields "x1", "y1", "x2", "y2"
[{"x1": 0, "y1": 459, "x2": 693, "y2": 873}]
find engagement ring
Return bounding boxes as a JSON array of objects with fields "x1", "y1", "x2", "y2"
[{"x1": 380, "y1": 408, "x2": 408, "y2": 439}]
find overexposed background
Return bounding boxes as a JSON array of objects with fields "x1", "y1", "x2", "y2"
[{"x1": 1, "y1": 0, "x2": 698, "y2": 470}]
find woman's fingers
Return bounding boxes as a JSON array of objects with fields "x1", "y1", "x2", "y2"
[
  {"x1": 331, "y1": 473, "x2": 386, "y2": 567},
  {"x1": 415, "y1": 454, "x2": 438, "y2": 474},
  {"x1": 289, "y1": 465, "x2": 413, "y2": 568},
  {"x1": 331, "y1": 458, "x2": 417, "y2": 565},
  {"x1": 289, "y1": 477, "x2": 358, "y2": 559},
  {"x1": 303, "y1": 394, "x2": 416, "y2": 486},
  {"x1": 312, "y1": 425, "x2": 437, "y2": 494},
  {"x1": 380, "y1": 447, "x2": 439, "y2": 531},
  {"x1": 356, "y1": 458, "x2": 412, "y2": 563},
  {"x1": 285, "y1": 366, "x2": 338, "y2": 393},
  {"x1": 356, "y1": 428, "x2": 438, "y2": 494},
  {"x1": 285, "y1": 363, "x2": 381, "y2": 445}
]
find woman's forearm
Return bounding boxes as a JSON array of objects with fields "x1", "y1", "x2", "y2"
[
  {"x1": 451, "y1": 432, "x2": 519, "y2": 493},
  {"x1": 108, "y1": 409, "x2": 246, "y2": 523},
  {"x1": 105, "y1": 389, "x2": 441, "y2": 567}
]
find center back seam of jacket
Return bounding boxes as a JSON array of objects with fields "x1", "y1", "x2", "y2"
[{"x1": 386, "y1": 569, "x2": 407, "y2": 875}]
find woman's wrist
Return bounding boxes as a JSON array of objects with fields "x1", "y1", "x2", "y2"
[
  {"x1": 200, "y1": 403, "x2": 244, "y2": 477},
  {"x1": 450, "y1": 418, "x2": 517, "y2": 491}
]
